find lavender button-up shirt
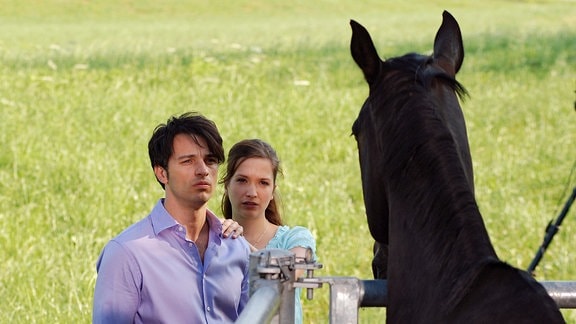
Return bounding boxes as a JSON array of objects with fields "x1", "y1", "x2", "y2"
[{"x1": 93, "y1": 199, "x2": 251, "y2": 324}]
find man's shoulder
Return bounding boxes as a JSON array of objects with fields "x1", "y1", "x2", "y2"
[
  {"x1": 219, "y1": 234, "x2": 251, "y2": 256},
  {"x1": 111, "y1": 215, "x2": 154, "y2": 243}
]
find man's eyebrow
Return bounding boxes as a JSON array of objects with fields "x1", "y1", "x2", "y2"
[
  {"x1": 175, "y1": 152, "x2": 216, "y2": 160},
  {"x1": 175, "y1": 153, "x2": 196, "y2": 160}
]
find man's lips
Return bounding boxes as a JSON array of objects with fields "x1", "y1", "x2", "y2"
[{"x1": 194, "y1": 181, "x2": 211, "y2": 187}]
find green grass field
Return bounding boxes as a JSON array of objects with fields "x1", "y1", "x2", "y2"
[{"x1": 1, "y1": 0, "x2": 575, "y2": 322}]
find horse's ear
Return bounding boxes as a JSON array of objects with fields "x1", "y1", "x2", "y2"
[
  {"x1": 350, "y1": 19, "x2": 381, "y2": 85},
  {"x1": 433, "y1": 11, "x2": 464, "y2": 76}
]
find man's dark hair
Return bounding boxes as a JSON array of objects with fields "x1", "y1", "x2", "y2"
[{"x1": 148, "y1": 112, "x2": 224, "y2": 189}]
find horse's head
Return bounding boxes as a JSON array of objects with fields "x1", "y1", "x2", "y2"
[{"x1": 350, "y1": 11, "x2": 473, "y2": 279}]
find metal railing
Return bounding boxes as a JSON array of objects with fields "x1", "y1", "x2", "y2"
[{"x1": 236, "y1": 249, "x2": 576, "y2": 324}]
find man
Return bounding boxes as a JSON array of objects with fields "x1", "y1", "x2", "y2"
[{"x1": 93, "y1": 112, "x2": 251, "y2": 323}]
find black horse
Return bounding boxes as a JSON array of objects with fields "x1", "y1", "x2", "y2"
[{"x1": 350, "y1": 11, "x2": 565, "y2": 323}]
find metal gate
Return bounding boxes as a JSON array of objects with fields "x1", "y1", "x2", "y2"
[{"x1": 236, "y1": 249, "x2": 576, "y2": 324}]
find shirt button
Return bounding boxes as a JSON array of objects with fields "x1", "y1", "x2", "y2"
[{"x1": 206, "y1": 306, "x2": 211, "y2": 312}]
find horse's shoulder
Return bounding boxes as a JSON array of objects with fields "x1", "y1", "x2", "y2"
[
  {"x1": 447, "y1": 259, "x2": 563, "y2": 322},
  {"x1": 444, "y1": 257, "x2": 502, "y2": 310}
]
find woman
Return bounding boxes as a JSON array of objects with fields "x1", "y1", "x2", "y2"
[{"x1": 221, "y1": 139, "x2": 316, "y2": 324}]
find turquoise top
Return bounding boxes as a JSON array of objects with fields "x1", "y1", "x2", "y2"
[{"x1": 266, "y1": 225, "x2": 317, "y2": 324}]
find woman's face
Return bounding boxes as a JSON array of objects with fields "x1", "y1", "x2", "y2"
[{"x1": 227, "y1": 157, "x2": 275, "y2": 221}]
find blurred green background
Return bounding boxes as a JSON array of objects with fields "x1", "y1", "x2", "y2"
[{"x1": 0, "y1": 0, "x2": 574, "y2": 322}]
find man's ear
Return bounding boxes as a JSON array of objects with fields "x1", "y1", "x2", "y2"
[{"x1": 154, "y1": 166, "x2": 168, "y2": 185}]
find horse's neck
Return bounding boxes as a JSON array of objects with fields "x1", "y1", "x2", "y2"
[
  {"x1": 388, "y1": 183, "x2": 498, "y2": 283},
  {"x1": 434, "y1": 88, "x2": 475, "y2": 192},
  {"x1": 386, "y1": 94, "x2": 491, "y2": 272}
]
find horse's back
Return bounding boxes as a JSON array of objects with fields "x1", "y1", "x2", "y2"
[{"x1": 449, "y1": 262, "x2": 565, "y2": 323}]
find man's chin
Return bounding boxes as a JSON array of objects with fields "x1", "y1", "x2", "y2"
[{"x1": 193, "y1": 192, "x2": 212, "y2": 205}]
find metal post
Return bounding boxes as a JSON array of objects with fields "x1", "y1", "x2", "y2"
[
  {"x1": 325, "y1": 277, "x2": 363, "y2": 324},
  {"x1": 235, "y1": 286, "x2": 281, "y2": 324},
  {"x1": 238, "y1": 249, "x2": 296, "y2": 324},
  {"x1": 297, "y1": 277, "x2": 363, "y2": 324}
]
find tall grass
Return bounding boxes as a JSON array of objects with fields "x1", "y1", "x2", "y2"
[{"x1": 1, "y1": 0, "x2": 575, "y2": 322}]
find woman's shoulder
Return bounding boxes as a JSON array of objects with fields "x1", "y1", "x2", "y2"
[
  {"x1": 275, "y1": 225, "x2": 313, "y2": 237},
  {"x1": 269, "y1": 225, "x2": 315, "y2": 250}
]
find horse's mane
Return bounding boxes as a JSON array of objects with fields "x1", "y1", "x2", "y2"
[
  {"x1": 373, "y1": 53, "x2": 469, "y2": 191},
  {"x1": 371, "y1": 53, "x2": 498, "y2": 306},
  {"x1": 385, "y1": 53, "x2": 468, "y2": 100}
]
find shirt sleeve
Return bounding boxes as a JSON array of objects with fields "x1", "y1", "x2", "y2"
[
  {"x1": 283, "y1": 226, "x2": 317, "y2": 261},
  {"x1": 92, "y1": 240, "x2": 140, "y2": 324}
]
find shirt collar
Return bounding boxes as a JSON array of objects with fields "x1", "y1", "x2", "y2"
[
  {"x1": 150, "y1": 199, "x2": 177, "y2": 235},
  {"x1": 150, "y1": 199, "x2": 223, "y2": 238}
]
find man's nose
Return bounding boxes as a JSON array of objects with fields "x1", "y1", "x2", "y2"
[{"x1": 196, "y1": 161, "x2": 209, "y2": 176}]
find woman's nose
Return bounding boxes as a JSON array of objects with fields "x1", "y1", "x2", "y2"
[{"x1": 246, "y1": 184, "x2": 257, "y2": 197}]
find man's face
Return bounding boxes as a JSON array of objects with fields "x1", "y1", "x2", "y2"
[{"x1": 160, "y1": 133, "x2": 219, "y2": 209}]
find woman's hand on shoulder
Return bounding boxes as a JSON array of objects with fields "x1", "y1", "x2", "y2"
[{"x1": 221, "y1": 219, "x2": 243, "y2": 239}]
